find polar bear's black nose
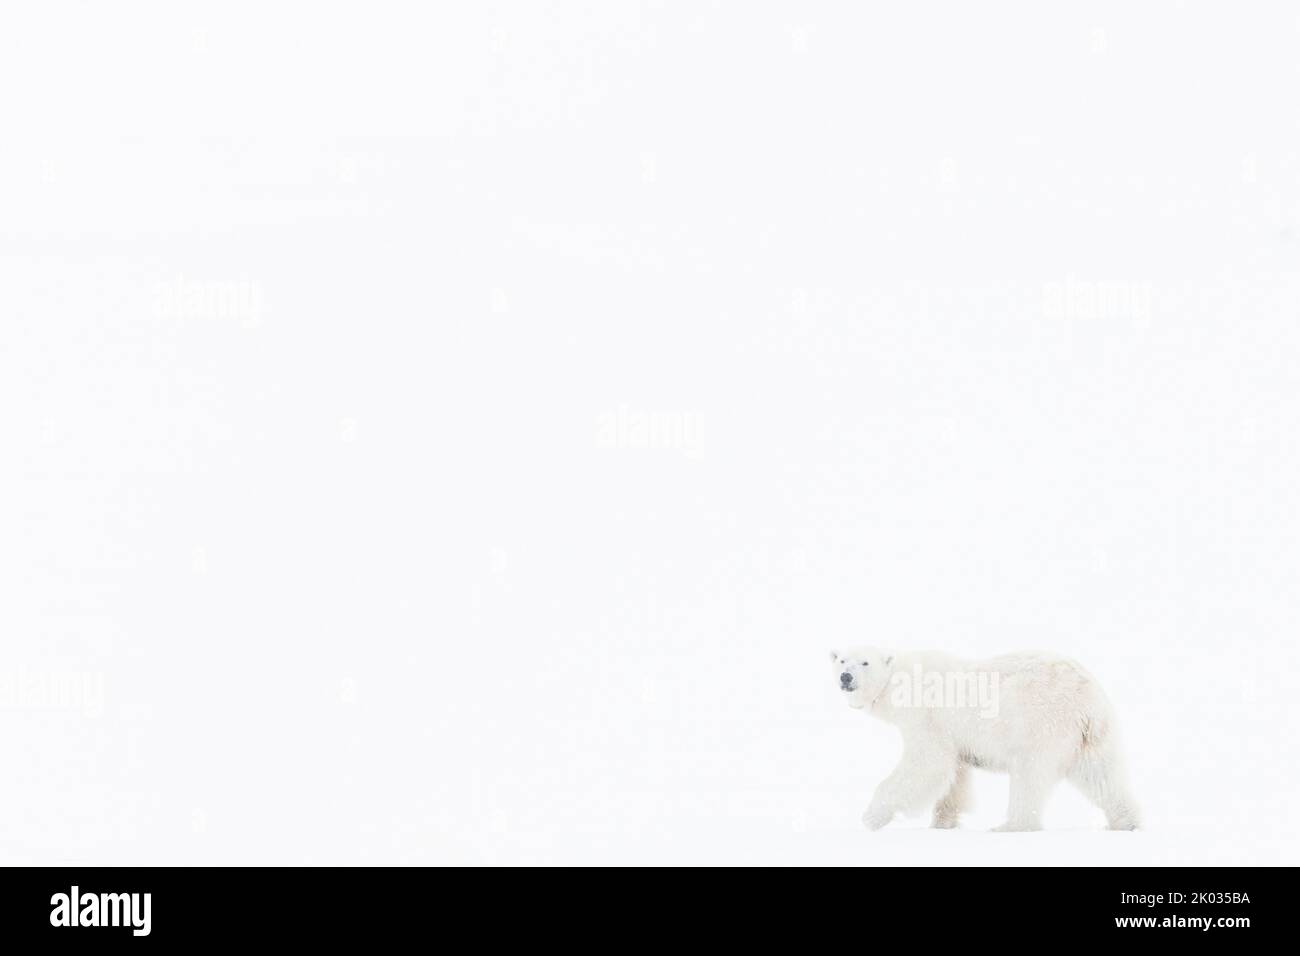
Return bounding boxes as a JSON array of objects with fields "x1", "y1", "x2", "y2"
[{"x1": 840, "y1": 672, "x2": 853, "y2": 686}]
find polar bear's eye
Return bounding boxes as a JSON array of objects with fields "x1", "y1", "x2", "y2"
[{"x1": 861, "y1": 661, "x2": 869, "y2": 666}]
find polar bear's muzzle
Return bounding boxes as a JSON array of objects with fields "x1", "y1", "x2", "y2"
[{"x1": 839, "y1": 672, "x2": 856, "y2": 692}]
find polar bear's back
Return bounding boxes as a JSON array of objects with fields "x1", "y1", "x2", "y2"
[
  {"x1": 913, "y1": 649, "x2": 1102, "y2": 688},
  {"x1": 895, "y1": 650, "x2": 1116, "y2": 767},
  {"x1": 984, "y1": 651, "x2": 1106, "y2": 703},
  {"x1": 977, "y1": 651, "x2": 1114, "y2": 755}
]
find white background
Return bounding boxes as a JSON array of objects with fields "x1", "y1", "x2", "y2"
[{"x1": 3, "y1": 3, "x2": 1298, "y2": 866}]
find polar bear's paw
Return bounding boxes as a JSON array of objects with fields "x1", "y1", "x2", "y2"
[
  {"x1": 930, "y1": 816, "x2": 960, "y2": 829},
  {"x1": 862, "y1": 807, "x2": 894, "y2": 831},
  {"x1": 1105, "y1": 805, "x2": 1141, "y2": 831}
]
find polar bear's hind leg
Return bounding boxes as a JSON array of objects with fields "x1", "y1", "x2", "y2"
[
  {"x1": 1068, "y1": 737, "x2": 1141, "y2": 830},
  {"x1": 993, "y1": 758, "x2": 1057, "y2": 831}
]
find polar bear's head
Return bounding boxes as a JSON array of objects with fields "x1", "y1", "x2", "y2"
[{"x1": 830, "y1": 646, "x2": 894, "y2": 709}]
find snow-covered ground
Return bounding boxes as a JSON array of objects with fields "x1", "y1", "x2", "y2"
[{"x1": 3, "y1": 4, "x2": 1298, "y2": 866}]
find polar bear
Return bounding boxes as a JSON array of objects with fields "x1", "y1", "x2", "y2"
[{"x1": 831, "y1": 647, "x2": 1140, "y2": 832}]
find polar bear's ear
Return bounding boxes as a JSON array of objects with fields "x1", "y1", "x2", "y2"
[
  {"x1": 829, "y1": 650, "x2": 839, "y2": 662},
  {"x1": 883, "y1": 654, "x2": 893, "y2": 666}
]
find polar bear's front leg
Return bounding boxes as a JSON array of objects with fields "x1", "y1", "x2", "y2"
[
  {"x1": 861, "y1": 803, "x2": 895, "y2": 831},
  {"x1": 931, "y1": 762, "x2": 971, "y2": 829},
  {"x1": 863, "y1": 744, "x2": 958, "y2": 831}
]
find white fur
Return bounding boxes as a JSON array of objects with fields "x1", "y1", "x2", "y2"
[{"x1": 831, "y1": 647, "x2": 1140, "y2": 832}]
